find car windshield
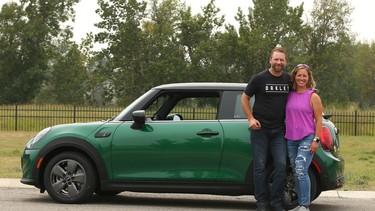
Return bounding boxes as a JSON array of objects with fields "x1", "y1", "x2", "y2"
[{"x1": 113, "y1": 89, "x2": 157, "y2": 121}]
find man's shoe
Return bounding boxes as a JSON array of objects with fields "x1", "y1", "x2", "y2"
[
  {"x1": 257, "y1": 204, "x2": 270, "y2": 211},
  {"x1": 271, "y1": 205, "x2": 284, "y2": 211}
]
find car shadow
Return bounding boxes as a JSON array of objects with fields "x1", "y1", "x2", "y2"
[
  {"x1": 88, "y1": 192, "x2": 256, "y2": 210},
  {"x1": 23, "y1": 191, "x2": 344, "y2": 210}
]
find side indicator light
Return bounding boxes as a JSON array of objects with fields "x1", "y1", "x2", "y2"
[{"x1": 37, "y1": 157, "x2": 44, "y2": 169}]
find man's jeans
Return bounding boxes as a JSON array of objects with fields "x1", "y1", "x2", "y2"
[
  {"x1": 287, "y1": 134, "x2": 314, "y2": 206},
  {"x1": 251, "y1": 127, "x2": 287, "y2": 207}
]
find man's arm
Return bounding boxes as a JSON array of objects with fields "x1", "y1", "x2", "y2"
[{"x1": 241, "y1": 92, "x2": 261, "y2": 129}]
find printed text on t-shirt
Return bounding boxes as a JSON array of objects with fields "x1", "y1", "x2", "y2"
[{"x1": 264, "y1": 84, "x2": 289, "y2": 93}]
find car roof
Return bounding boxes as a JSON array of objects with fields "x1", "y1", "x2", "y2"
[{"x1": 153, "y1": 83, "x2": 247, "y2": 91}]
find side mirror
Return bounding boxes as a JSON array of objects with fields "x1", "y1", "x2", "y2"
[{"x1": 131, "y1": 110, "x2": 146, "y2": 129}]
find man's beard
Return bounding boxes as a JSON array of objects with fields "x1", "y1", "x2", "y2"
[{"x1": 271, "y1": 64, "x2": 284, "y2": 72}]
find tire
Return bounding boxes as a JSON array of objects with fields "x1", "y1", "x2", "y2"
[
  {"x1": 43, "y1": 151, "x2": 97, "y2": 204},
  {"x1": 281, "y1": 167, "x2": 317, "y2": 210},
  {"x1": 282, "y1": 166, "x2": 299, "y2": 210}
]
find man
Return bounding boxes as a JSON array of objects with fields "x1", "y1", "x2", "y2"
[{"x1": 241, "y1": 47, "x2": 291, "y2": 211}]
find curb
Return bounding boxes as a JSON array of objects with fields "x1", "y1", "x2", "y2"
[
  {"x1": 320, "y1": 190, "x2": 375, "y2": 199},
  {"x1": 1, "y1": 179, "x2": 375, "y2": 199},
  {"x1": 0, "y1": 178, "x2": 34, "y2": 188}
]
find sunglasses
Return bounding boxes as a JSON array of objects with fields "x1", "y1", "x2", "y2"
[{"x1": 296, "y1": 64, "x2": 310, "y2": 69}]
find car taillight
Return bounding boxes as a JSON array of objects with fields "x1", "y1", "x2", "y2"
[{"x1": 320, "y1": 126, "x2": 333, "y2": 151}]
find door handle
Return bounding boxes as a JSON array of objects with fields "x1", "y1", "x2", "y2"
[{"x1": 196, "y1": 131, "x2": 219, "y2": 136}]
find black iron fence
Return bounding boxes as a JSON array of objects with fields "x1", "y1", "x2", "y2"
[
  {"x1": 0, "y1": 104, "x2": 123, "y2": 131},
  {"x1": 0, "y1": 104, "x2": 374, "y2": 136},
  {"x1": 325, "y1": 110, "x2": 375, "y2": 136}
]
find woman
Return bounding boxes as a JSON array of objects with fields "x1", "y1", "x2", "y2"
[{"x1": 285, "y1": 64, "x2": 323, "y2": 211}]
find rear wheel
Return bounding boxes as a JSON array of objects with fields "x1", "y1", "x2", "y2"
[
  {"x1": 280, "y1": 167, "x2": 317, "y2": 210},
  {"x1": 43, "y1": 151, "x2": 97, "y2": 204}
]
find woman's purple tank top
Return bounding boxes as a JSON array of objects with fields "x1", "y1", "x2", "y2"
[{"x1": 285, "y1": 89, "x2": 315, "y2": 140}]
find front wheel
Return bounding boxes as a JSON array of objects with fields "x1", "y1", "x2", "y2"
[{"x1": 43, "y1": 151, "x2": 97, "y2": 204}]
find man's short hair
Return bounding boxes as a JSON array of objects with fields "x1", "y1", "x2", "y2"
[{"x1": 270, "y1": 47, "x2": 287, "y2": 60}]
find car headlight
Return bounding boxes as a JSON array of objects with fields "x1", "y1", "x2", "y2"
[{"x1": 26, "y1": 127, "x2": 51, "y2": 148}]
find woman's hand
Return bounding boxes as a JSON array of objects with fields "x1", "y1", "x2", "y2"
[{"x1": 310, "y1": 141, "x2": 319, "y2": 153}]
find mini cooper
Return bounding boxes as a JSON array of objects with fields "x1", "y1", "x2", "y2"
[{"x1": 21, "y1": 83, "x2": 345, "y2": 209}]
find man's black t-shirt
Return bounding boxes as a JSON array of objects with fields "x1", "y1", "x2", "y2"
[{"x1": 244, "y1": 70, "x2": 291, "y2": 129}]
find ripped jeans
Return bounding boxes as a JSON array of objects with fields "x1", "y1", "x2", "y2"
[{"x1": 287, "y1": 134, "x2": 314, "y2": 206}]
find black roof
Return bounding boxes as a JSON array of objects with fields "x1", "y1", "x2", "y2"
[{"x1": 153, "y1": 82, "x2": 247, "y2": 91}]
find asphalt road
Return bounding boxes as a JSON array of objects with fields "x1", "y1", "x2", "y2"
[{"x1": 1, "y1": 186, "x2": 375, "y2": 211}]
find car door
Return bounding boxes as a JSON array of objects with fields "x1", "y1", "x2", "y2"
[{"x1": 111, "y1": 92, "x2": 224, "y2": 181}]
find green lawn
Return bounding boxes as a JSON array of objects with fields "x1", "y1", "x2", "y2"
[
  {"x1": 338, "y1": 135, "x2": 375, "y2": 191},
  {"x1": 1, "y1": 131, "x2": 374, "y2": 191},
  {"x1": 0, "y1": 132, "x2": 34, "y2": 178}
]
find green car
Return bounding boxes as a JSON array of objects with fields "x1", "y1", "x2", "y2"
[{"x1": 21, "y1": 83, "x2": 344, "y2": 209}]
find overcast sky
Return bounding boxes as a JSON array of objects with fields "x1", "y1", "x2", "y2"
[{"x1": 1, "y1": 0, "x2": 374, "y2": 43}]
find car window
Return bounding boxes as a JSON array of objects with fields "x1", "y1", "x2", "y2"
[
  {"x1": 144, "y1": 92, "x2": 220, "y2": 121},
  {"x1": 170, "y1": 97, "x2": 219, "y2": 120},
  {"x1": 146, "y1": 95, "x2": 168, "y2": 115},
  {"x1": 234, "y1": 94, "x2": 246, "y2": 119},
  {"x1": 220, "y1": 91, "x2": 254, "y2": 119},
  {"x1": 233, "y1": 93, "x2": 254, "y2": 119}
]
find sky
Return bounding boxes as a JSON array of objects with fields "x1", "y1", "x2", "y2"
[{"x1": 1, "y1": 0, "x2": 375, "y2": 43}]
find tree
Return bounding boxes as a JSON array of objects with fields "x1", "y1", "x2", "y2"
[
  {"x1": 0, "y1": 3, "x2": 28, "y2": 103},
  {"x1": 237, "y1": 0, "x2": 304, "y2": 79},
  {"x1": 142, "y1": 0, "x2": 187, "y2": 85},
  {"x1": 304, "y1": 0, "x2": 354, "y2": 104},
  {"x1": 178, "y1": 0, "x2": 225, "y2": 81},
  {"x1": 352, "y1": 43, "x2": 375, "y2": 107},
  {"x1": 0, "y1": 0, "x2": 80, "y2": 104},
  {"x1": 95, "y1": 0, "x2": 148, "y2": 105},
  {"x1": 36, "y1": 41, "x2": 88, "y2": 104}
]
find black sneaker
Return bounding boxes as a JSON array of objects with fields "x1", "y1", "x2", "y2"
[
  {"x1": 257, "y1": 204, "x2": 270, "y2": 211},
  {"x1": 271, "y1": 205, "x2": 285, "y2": 211}
]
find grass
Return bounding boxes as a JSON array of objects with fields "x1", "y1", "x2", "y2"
[
  {"x1": 1, "y1": 132, "x2": 374, "y2": 191},
  {"x1": 0, "y1": 132, "x2": 34, "y2": 178},
  {"x1": 338, "y1": 135, "x2": 375, "y2": 191}
]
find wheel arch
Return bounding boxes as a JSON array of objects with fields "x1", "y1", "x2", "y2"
[
  {"x1": 310, "y1": 159, "x2": 323, "y2": 199},
  {"x1": 35, "y1": 137, "x2": 108, "y2": 190}
]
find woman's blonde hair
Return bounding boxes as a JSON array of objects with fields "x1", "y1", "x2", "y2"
[{"x1": 290, "y1": 64, "x2": 316, "y2": 90}]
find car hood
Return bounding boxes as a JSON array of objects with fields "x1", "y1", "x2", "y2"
[
  {"x1": 32, "y1": 121, "x2": 108, "y2": 148},
  {"x1": 50, "y1": 121, "x2": 108, "y2": 138}
]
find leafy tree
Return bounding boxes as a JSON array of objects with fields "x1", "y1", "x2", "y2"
[
  {"x1": 0, "y1": 0, "x2": 80, "y2": 104},
  {"x1": 178, "y1": 0, "x2": 225, "y2": 81},
  {"x1": 212, "y1": 25, "x2": 242, "y2": 82},
  {"x1": 36, "y1": 41, "x2": 88, "y2": 104},
  {"x1": 237, "y1": 0, "x2": 304, "y2": 80},
  {"x1": 304, "y1": 0, "x2": 354, "y2": 104},
  {"x1": 142, "y1": 0, "x2": 187, "y2": 85},
  {"x1": 0, "y1": 3, "x2": 27, "y2": 103},
  {"x1": 352, "y1": 43, "x2": 375, "y2": 107},
  {"x1": 95, "y1": 0, "x2": 148, "y2": 105},
  {"x1": 1, "y1": 0, "x2": 366, "y2": 108},
  {"x1": 79, "y1": 32, "x2": 111, "y2": 106}
]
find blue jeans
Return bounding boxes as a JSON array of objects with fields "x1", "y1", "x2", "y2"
[
  {"x1": 251, "y1": 127, "x2": 287, "y2": 207},
  {"x1": 287, "y1": 134, "x2": 314, "y2": 206}
]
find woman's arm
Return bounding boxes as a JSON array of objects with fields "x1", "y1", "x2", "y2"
[{"x1": 310, "y1": 92, "x2": 323, "y2": 153}]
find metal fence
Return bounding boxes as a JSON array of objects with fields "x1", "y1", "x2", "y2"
[
  {"x1": 0, "y1": 104, "x2": 123, "y2": 131},
  {"x1": 0, "y1": 104, "x2": 374, "y2": 136},
  {"x1": 325, "y1": 110, "x2": 375, "y2": 136}
]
